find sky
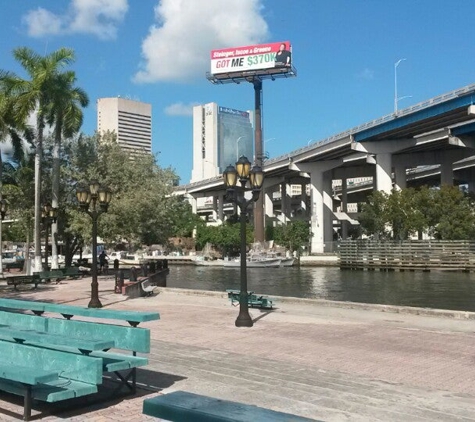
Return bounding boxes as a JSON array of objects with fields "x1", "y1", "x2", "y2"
[{"x1": 1, "y1": 0, "x2": 475, "y2": 184}]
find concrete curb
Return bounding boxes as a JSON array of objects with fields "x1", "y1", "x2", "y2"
[{"x1": 157, "y1": 287, "x2": 475, "y2": 320}]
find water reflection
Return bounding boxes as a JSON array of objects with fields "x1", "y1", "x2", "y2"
[{"x1": 168, "y1": 266, "x2": 475, "y2": 311}]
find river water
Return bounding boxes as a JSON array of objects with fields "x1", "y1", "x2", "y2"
[{"x1": 167, "y1": 265, "x2": 475, "y2": 312}]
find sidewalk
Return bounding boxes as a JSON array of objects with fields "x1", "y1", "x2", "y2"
[{"x1": 1, "y1": 276, "x2": 475, "y2": 421}]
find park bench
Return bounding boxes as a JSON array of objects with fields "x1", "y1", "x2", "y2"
[
  {"x1": 0, "y1": 298, "x2": 159, "y2": 421},
  {"x1": 143, "y1": 391, "x2": 318, "y2": 422},
  {"x1": 34, "y1": 270, "x2": 64, "y2": 284},
  {"x1": 60, "y1": 266, "x2": 82, "y2": 279},
  {"x1": 5, "y1": 274, "x2": 41, "y2": 290},
  {"x1": 4, "y1": 260, "x2": 24, "y2": 272},
  {"x1": 226, "y1": 289, "x2": 274, "y2": 309}
]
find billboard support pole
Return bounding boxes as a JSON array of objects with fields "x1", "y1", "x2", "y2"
[{"x1": 253, "y1": 79, "x2": 265, "y2": 243}]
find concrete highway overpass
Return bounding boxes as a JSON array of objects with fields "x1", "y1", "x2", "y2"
[{"x1": 175, "y1": 83, "x2": 475, "y2": 253}]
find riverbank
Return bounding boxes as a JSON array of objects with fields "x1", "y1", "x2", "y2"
[{"x1": 1, "y1": 278, "x2": 474, "y2": 421}]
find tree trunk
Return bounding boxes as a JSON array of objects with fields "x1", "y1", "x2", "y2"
[
  {"x1": 33, "y1": 120, "x2": 43, "y2": 273},
  {"x1": 51, "y1": 134, "x2": 60, "y2": 269}
]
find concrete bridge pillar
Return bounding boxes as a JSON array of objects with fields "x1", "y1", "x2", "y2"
[
  {"x1": 394, "y1": 165, "x2": 407, "y2": 190},
  {"x1": 375, "y1": 152, "x2": 393, "y2": 193},
  {"x1": 296, "y1": 162, "x2": 339, "y2": 254},
  {"x1": 440, "y1": 159, "x2": 454, "y2": 185},
  {"x1": 280, "y1": 182, "x2": 291, "y2": 223},
  {"x1": 212, "y1": 196, "x2": 218, "y2": 222},
  {"x1": 341, "y1": 178, "x2": 348, "y2": 240},
  {"x1": 217, "y1": 193, "x2": 224, "y2": 223},
  {"x1": 190, "y1": 196, "x2": 197, "y2": 214},
  {"x1": 300, "y1": 182, "x2": 308, "y2": 215},
  {"x1": 265, "y1": 190, "x2": 274, "y2": 219}
]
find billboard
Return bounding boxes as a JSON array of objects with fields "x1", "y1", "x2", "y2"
[{"x1": 210, "y1": 41, "x2": 292, "y2": 76}]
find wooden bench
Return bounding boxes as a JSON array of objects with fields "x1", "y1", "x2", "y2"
[
  {"x1": 4, "y1": 260, "x2": 24, "y2": 272},
  {"x1": 60, "y1": 266, "x2": 82, "y2": 279},
  {"x1": 0, "y1": 298, "x2": 159, "y2": 421},
  {"x1": 226, "y1": 289, "x2": 274, "y2": 309},
  {"x1": 5, "y1": 275, "x2": 41, "y2": 290},
  {"x1": 143, "y1": 391, "x2": 319, "y2": 421},
  {"x1": 34, "y1": 270, "x2": 64, "y2": 284}
]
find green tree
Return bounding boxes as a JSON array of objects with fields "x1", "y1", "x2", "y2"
[
  {"x1": 1, "y1": 47, "x2": 76, "y2": 272},
  {"x1": 431, "y1": 185, "x2": 475, "y2": 240},
  {"x1": 0, "y1": 89, "x2": 27, "y2": 271},
  {"x1": 195, "y1": 220, "x2": 253, "y2": 258},
  {"x1": 358, "y1": 186, "x2": 475, "y2": 241},
  {"x1": 46, "y1": 70, "x2": 89, "y2": 268},
  {"x1": 358, "y1": 190, "x2": 390, "y2": 239},
  {"x1": 274, "y1": 220, "x2": 312, "y2": 262}
]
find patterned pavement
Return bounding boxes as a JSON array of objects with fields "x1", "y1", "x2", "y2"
[{"x1": 0, "y1": 275, "x2": 475, "y2": 421}]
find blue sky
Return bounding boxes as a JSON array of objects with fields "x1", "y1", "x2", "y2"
[{"x1": 1, "y1": 0, "x2": 475, "y2": 184}]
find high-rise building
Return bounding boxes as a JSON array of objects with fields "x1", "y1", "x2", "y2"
[
  {"x1": 97, "y1": 97, "x2": 152, "y2": 154},
  {"x1": 191, "y1": 102, "x2": 253, "y2": 183}
]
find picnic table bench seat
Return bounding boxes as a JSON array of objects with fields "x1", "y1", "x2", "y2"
[
  {"x1": 5, "y1": 275, "x2": 41, "y2": 290},
  {"x1": 0, "y1": 325, "x2": 115, "y2": 354},
  {"x1": 4, "y1": 260, "x2": 24, "y2": 272},
  {"x1": 226, "y1": 289, "x2": 274, "y2": 309},
  {"x1": 33, "y1": 270, "x2": 64, "y2": 284},
  {"x1": 0, "y1": 298, "x2": 159, "y2": 421},
  {"x1": 60, "y1": 266, "x2": 82, "y2": 279},
  {"x1": 0, "y1": 339, "x2": 103, "y2": 419},
  {"x1": 0, "y1": 298, "x2": 160, "y2": 325},
  {"x1": 143, "y1": 391, "x2": 319, "y2": 422}
]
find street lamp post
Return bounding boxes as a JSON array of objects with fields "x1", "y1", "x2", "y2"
[
  {"x1": 223, "y1": 156, "x2": 264, "y2": 327},
  {"x1": 394, "y1": 58, "x2": 412, "y2": 114},
  {"x1": 41, "y1": 203, "x2": 58, "y2": 270},
  {"x1": 76, "y1": 180, "x2": 112, "y2": 308}
]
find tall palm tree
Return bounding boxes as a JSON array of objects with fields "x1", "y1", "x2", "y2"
[
  {"x1": 1, "y1": 47, "x2": 75, "y2": 272},
  {"x1": 0, "y1": 90, "x2": 26, "y2": 273},
  {"x1": 46, "y1": 71, "x2": 89, "y2": 269}
]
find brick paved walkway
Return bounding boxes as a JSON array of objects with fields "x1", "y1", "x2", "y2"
[{"x1": 0, "y1": 276, "x2": 475, "y2": 421}]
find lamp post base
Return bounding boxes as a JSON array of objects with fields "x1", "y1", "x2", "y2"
[
  {"x1": 88, "y1": 298, "x2": 103, "y2": 308},
  {"x1": 235, "y1": 312, "x2": 253, "y2": 327}
]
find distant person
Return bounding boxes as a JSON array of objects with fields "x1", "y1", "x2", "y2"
[
  {"x1": 99, "y1": 250, "x2": 108, "y2": 274},
  {"x1": 275, "y1": 43, "x2": 291, "y2": 67}
]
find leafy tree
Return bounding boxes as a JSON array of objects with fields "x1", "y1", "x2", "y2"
[
  {"x1": 358, "y1": 190, "x2": 390, "y2": 239},
  {"x1": 431, "y1": 185, "x2": 475, "y2": 240},
  {"x1": 58, "y1": 133, "x2": 191, "y2": 262},
  {"x1": 1, "y1": 47, "x2": 76, "y2": 271},
  {"x1": 274, "y1": 220, "x2": 312, "y2": 262},
  {"x1": 46, "y1": 70, "x2": 89, "y2": 268},
  {"x1": 359, "y1": 186, "x2": 475, "y2": 241},
  {"x1": 0, "y1": 89, "x2": 28, "y2": 270},
  {"x1": 195, "y1": 220, "x2": 253, "y2": 258}
]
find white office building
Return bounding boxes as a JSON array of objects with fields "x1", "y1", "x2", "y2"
[
  {"x1": 97, "y1": 97, "x2": 152, "y2": 155},
  {"x1": 191, "y1": 102, "x2": 253, "y2": 183}
]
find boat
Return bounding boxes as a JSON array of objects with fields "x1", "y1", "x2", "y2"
[
  {"x1": 192, "y1": 255, "x2": 282, "y2": 268},
  {"x1": 222, "y1": 257, "x2": 282, "y2": 268}
]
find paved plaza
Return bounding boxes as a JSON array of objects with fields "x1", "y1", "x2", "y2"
[{"x1": 0, "y1": 275, "x2": 475, "y2": 421}]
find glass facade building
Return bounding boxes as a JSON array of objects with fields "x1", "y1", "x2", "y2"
[{"x1": 191, "y1": 102, "x2": 254, "y2": 183}]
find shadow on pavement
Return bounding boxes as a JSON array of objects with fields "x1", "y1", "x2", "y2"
[{"x1": 0, "y1": 369, "x2": 187, "y2": 421}]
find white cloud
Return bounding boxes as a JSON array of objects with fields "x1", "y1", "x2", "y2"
[
  {"x1": 23, "y1": 8, "x2": 63, "y2": 37},
  {"x1": 23, "y1": 0, "x2": 128, "y2": 40},
  {"x1": 164, "y1": 102, "x2": 199, "y2": 116},
  {"x1": 133, "y1": 0, "x2": 269, "y2": 83},
  {"x1": 357, "y1": 68, "x2": 375, "y2": 80}
]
